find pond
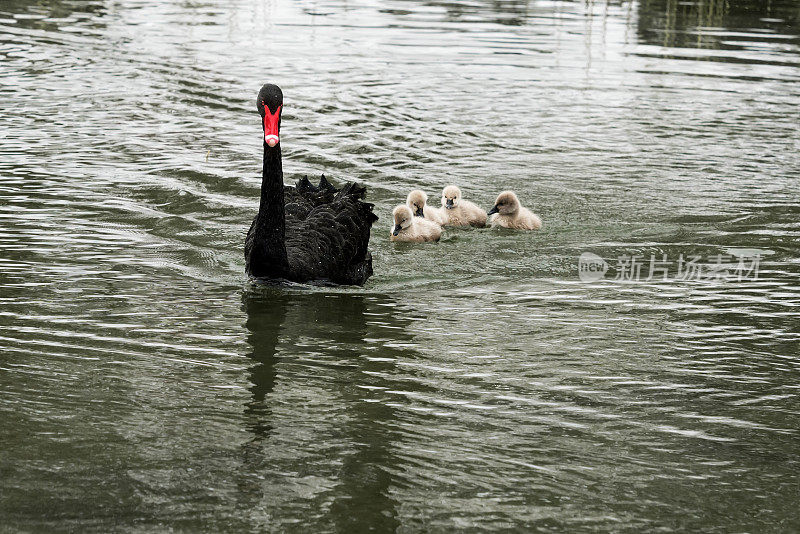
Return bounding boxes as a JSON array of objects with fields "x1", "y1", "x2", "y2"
[{"x1": 1, "y1": 0, "x2": 799, "y2": 531}]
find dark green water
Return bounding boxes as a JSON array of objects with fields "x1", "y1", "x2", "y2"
[{"x1": 2, "y1": 0, "x2": 799, "y2": 531}]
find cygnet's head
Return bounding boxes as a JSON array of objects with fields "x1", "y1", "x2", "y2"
[
  {"x1": 406, "y1": 190, "x2": 429, "y2": 217},
  {"x1": 441, "y1": 185, "x2": 462, "y2": 210},
  {"x1": 488, "y1": 191, "x2": 521, "y2": 216},
  {"x1": 392, "y1": 205, "x2": 413, "y2": 236}
]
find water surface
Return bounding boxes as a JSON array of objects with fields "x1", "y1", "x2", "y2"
[{"x1": 1, "y1": 0, "x2": 800, "y2": 531}]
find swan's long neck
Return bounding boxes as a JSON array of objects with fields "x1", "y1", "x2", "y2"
[{"x1": 254, "y1": 143, "x2": 288, "y2": 272}]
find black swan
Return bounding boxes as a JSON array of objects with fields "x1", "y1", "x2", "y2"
[{"x1": 245, "y1": 84, "x2": 377, "y2": 285}]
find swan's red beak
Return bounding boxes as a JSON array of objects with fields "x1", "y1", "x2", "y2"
[{"x1": 263, "y1": 104, "x2": 281, "y2": 147}]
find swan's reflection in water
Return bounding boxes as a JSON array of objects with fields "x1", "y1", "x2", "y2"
[
  {"x1": 243, "y1": 290, "x2": 286, "y2": 440},
  {"x1": 240, "y1": 287, "x2": 419, "y2": 531}
]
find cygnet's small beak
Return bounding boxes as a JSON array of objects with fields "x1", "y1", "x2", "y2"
[
  {"x1": 392, "y1": 224, "x2": 402, "y2": 236},
  {"x1": 445, "y1": 199, "x2": 454, "y2": 209},
  {"x1": 487, "y1": 205, "x2": 499, "y2": 216},
  {"x1": 414, "y1": 207, "x2": 424, "y2": 217}
]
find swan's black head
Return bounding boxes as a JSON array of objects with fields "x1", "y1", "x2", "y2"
[{"x1": 257, "y1": 84, "x2": 283, "y2": 147}]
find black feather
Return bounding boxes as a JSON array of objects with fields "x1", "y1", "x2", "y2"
[{"x1": 245, "y1": 171, "x2": 377, "y2": 285}]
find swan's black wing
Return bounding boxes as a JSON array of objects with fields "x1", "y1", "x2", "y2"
[
  {"x1": 246, "y1": 175, "x2": 337, "y2": 268},
  {"x1": 284, "y1": 175, "x2": 338, "y2": 222},
  {"x1": 284, "y1": 179, "x2": 378, "y2": 285}
]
